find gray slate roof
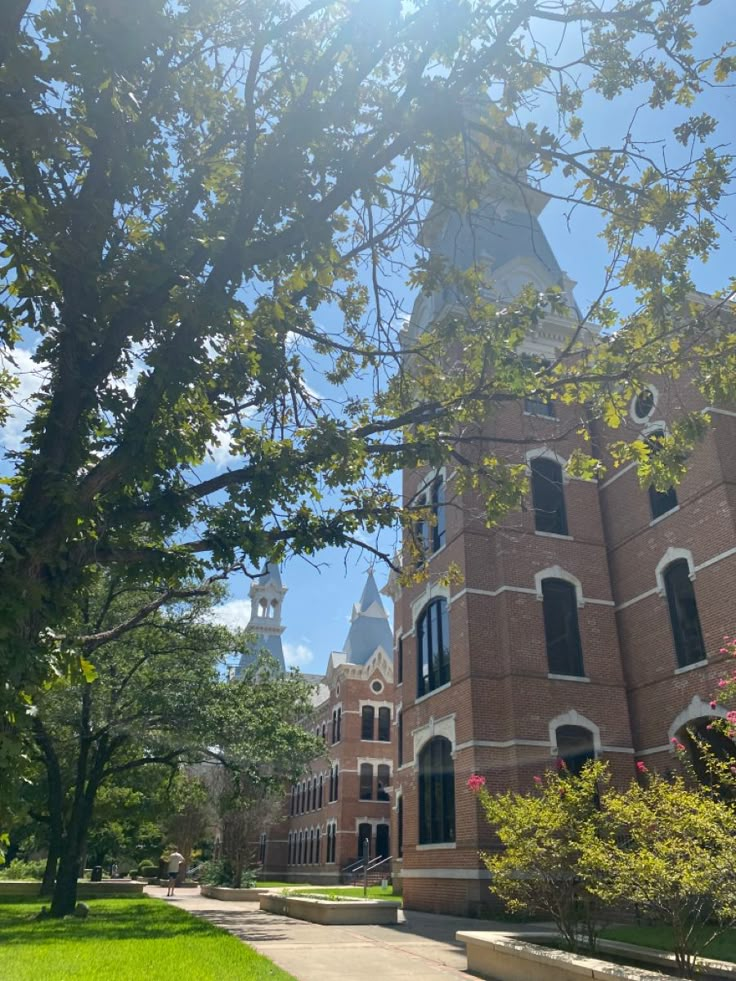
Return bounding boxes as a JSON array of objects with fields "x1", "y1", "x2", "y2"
[{"x1": 342, "y1": 571, "x2": 393, "y2": 666}]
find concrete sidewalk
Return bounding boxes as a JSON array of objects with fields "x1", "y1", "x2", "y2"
[{"x1": 145, "y1": 885, "x2": 520, "y2": 979}]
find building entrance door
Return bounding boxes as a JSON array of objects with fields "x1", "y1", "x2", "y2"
[{"x1": 375, "y1": 823, "x2": 390, "y2": 860}]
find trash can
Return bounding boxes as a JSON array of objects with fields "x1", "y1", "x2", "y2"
[{"x1": 91, "y1": 866, "x2": 103, "y2": 882}]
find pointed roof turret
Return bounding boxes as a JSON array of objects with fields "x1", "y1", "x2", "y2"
[{"x1": 342, "y1": 570, "x2": 393, "y2": 666}]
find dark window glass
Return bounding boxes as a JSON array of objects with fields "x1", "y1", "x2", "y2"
[
  {"x1": 290, "y1": 786, "x2": 295, "y2": 816},
  {"x1": 259, "y1": 834, "x2": 267, "y2": 865},
  {"x1": 413, "y1": 492, "x2": 427, "y2": 567},
  {"x1": 416, "y1": 598, "x2": 450, "y2": 696},
  {"x1": 298, "y1": 832, "x2": 303, "y2": 865},
  {"x1": 318, "y1": 775, "x2": 323, "y2": 809},
  {"x1": 331, "y1": 710, "x2": 337, "y2": 744},
  {"x1": 378, "y1": 707, "x2": 391, "y2": 742},
  {"x1": 377, "y1": 764, "x2": 390, "y2": 801},
  {"x1": 556, "y1": 725, "x2": 596, "y2": 776},
  {"x1": 336, "y1": 708, "x2": 342, "y2": 742},
  {"x1": 334, "y1": 764, "x2": 339, "y2": 801},
  {"x1": 524, "y1": 395, "x2": 556, "y2": 418},
  {"x1": 397, "y1": 711, "x2": 403, "y2": 767},
  {"x1": 634, "y1": 389, "x2": 654, "y2": 420},
  {"x1": 646, "y1": 430, "x2": 678, "y2": 519},
  {"x1": 358, "y1": 823, "x2": 372, "y2": 861},
  {"x1": 542, "y1": 578, "x2": 585, "y2": 677},
  {"x1": 664, "y1": 560, "x2": 706, "y2": 668},
  {"x1": 315, "y1": 828, "x2": 320, "y2": 865},
  {"x1": 328, "y1": 768, "x2": 334, "y2": 802},
  {"x1": 397, "y1": 637, "x2": 403, "y2": 684},
  {"x1": 359, "y1": 763, "x2": 373, "y2": 800},
  {"x1": 418, "y1": 737, "x2": 455, "y2": 844},
  {"x1": 361, "y1": 705, "x2": 375, "y2": 740},
  {"x1": 321, "y1": 722, "x2": 326, "y2": 741},
  {"x1": 431, "y1": 476, "x2": 446, "y2": 552},
  {"x1": 531, "y1": 457, "x2": 568, "y2": 535}
]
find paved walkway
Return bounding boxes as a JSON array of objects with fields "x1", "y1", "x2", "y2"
[{"x1": 145, "y1": 885, "x2": 527, "y2": 980}]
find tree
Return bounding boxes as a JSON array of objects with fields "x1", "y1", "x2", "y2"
[
  {"x1": 583, "y1": 765, "x2": 736, "y2": 978},
  {"x1": 0, "y1": 1, "x2": 735, "y2": 714},
  {"x1": 19, "y1": 575, "x2": 321, "y2": 917},
  {"x1": 470, "y1": 763, "x2": 611, "y2": 953},
  {"x1": 162, "y1": 773, "x2": 215, "y2": 876}
]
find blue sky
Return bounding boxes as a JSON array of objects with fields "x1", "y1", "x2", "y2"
[{"x1": 2, "y1": 3, "x2": 734, "y2": 677}]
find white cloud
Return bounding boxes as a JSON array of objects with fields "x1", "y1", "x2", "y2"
[
  {"x1": 208, "y1": 598, "x2": 251, "y2": 631},
  {"x1": 207, "y1": 426, "x2": 235, "y2": 469},
  {"x1": 1, "y1": 346, "x2": 48, "y2": 452},
  {"x1": 283, "y1": 641, "x2": 314, "y2": 668}
]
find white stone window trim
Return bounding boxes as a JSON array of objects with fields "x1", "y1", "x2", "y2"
[
  {"x1": 414, "y1": 679, "x2": 452, "y2": 706},
  {"x1": 630, "y1": 384, "x2": 659, "y2": 424},
  {"x1": 525, "y1": 446, "x2": 571, "y2": 484},
  {"x1": 358, "y1": 699, "x2": 394, "y2": 716},
  {"x1": 668, "y1": 695, "x2": 731, "y2": 750},
  {"x1": 548, "y1": 710, "x2": 601, "y2": 757},
  {"x1": 535, "y1": 530, "x2": 574, "y2": 541},
  {"x1": 649, "y1": 504, "x2": 680, "y2": 527},
  {"x1": 410, "y1": 581, "x2": 450, "y2": 624},
  {"x1": 534, "y1": 565, "x2": 585, "y2": 608},
  {"x1": 674, "y1": 659, "x2": 708, "y2": 676},
  {"x1": 416, "y1": 842, "x2": 457, "y2": 851},
  {"x1": 547, "y1": 673, "x2": 591, "y2": 683},
  {"x1": 654, "y1": 547, "x2": 696, "y2": 597},
  {"x1": 412, "y1": 712, "x2": 456, "y2": 761},
  {"x1": 357, "y1": 757, "x2": 393, "y2": 771}
]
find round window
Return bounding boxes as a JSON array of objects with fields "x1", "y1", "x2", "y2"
[
  {"x1": 371, "y1": 680, "x2": 383, "y2": 694},
  {"x1": 632, "y1": 389, "x2": 655, "y2": 422}
]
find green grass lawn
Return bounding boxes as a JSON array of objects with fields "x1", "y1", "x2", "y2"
[
  {"x1": 290, "y1": 885, "x2": 401, "y2": 903},
  {"x1": 602, "y1": 925, "x2": 736, "y2": 964},
  {"x1": 0, "y1": 897, "x2": 296, "y2": 980}
]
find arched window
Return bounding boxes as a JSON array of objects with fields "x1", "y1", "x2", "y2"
[
  {"x1": 357, "y1": 823, "x2": 372, "y2": 860},
  {"x1": 287, "y1": 833, "x2": 292, "y2": 865},
  {"x1": 647, "y1": 431, "x2": 678, "y2": 520},
  {"x1": 327, "y1": 823, "x2": 336, "y2": 863},
  {"x1": 361, "y1": 705, "x2": 375, "y2": 740},
  {"x1": 542, "y1": 578, "x2": 584, "y2": 677},
  {"x1": 321, "y1": 722, "x2": 326, "y2": 741},
  {"x1": 397, "y1": 796, "x2": 404, "y2": 858},
  {"x1": 259, "y1": 833, "x2": 267, "y2": 865},
  {"x1": 397, "y1": 637, "x2": 404, "y2": 684},
  {"x1": 298, "y1": 831, "x2": 303, "y2": 865},
  {"x1": 416, "y1": 598, "x2": 450, "y2": 696},
  {"x1": 336, "y1": 708, "x2": 342, "y2": 742},
  {"x1": 359, "y1": 763, "x2": 373, "y2": 800},
  {"x1": 555, "y1": 725, "x2": 596, "y2": 776},
  {"x1": 664, "y1": 560, "x2": 705, "y2": 667},
  {"x1": 318, "y1": 774, "x2": 323, "y2": 809},
  {"x1": 315, "y1": 827, "x2": 321, "y2": 864},
  {"x1": 309, "y1": 829, "x2": 314, "y2": 864},
  {"x1": 378, "y1": 707, "x2": 391, "y2": 742},
  {"x1": 290, "y1": 786, "x2": 295, "y2": 816},
  {"x1": 377, "y1": 764, "x2": 391, "y2": 801},
  {"x1": 328, "y1": 767, "x2": 334, "y2": 802},
  {"x1": 313, "y1": 777, "x2": 318, "y2": 809},
  {"x1": 397, "y1": 711, "x2": 403, "y2": 767},
  {"x1": 331, "y1": 709, "x2": 337, "y2": 744},
  {"x1": 418, "y1": 736, "x2": 455, "y2": 844},
  {"x1": 531, "y1": 457, "x2": 568, "y2": 536},
  {"x1": 331, "y1": 764, "x2": 339, "y2": 801},
  {"x1": 430, "y1": 475, "x2": 446, "y2": 552},
  {"x1": 270, "y1": 599, "x2": 278, "y2": 619}
]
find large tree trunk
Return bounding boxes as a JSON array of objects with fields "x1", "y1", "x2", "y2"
[
  {"x1": 50, "y1": 843, "x2": 83, "y2": 917},
  {"x1": 40, "y1": 838, "x2": 60, "y2": 897}
]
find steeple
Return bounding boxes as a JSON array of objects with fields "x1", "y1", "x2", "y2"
[
  {"x1": 235, "y1": 563, "x2": 287, "y2": 675},
  {"x1": 342, "y1": 570, "x2": 393, "y2": 666}
]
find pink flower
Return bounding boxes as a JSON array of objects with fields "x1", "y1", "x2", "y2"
[
  {"x1": 727, "y1": 711, "x2": 736, "y2": 725},
  {"x1": 730, "y1": 766, "x2": 736, "y2": 777},
  {"x1": 555, "y1": 757, "x2": 567, "y2": 771},
  {"x1": 671, "y1": 740, "x2": 686, "y2": 753},
  {"x1": 636, "y1": 761, "x2": 647, "y2": 774},
  {"x1": 467, "y1": 774, "x2": 486, "y2": 793},
  {"x1": 533, "y1": 775, "x2": 542, "y2": 785},
  {"x1": 710, "y1": 701, "x2": 718, "y2": 709},
  {"x1": 718, "y1": 679, "x2": 728, "y2": 688}
]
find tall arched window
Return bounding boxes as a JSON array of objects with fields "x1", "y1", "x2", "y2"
[
  {"x1": 359, "y1": 763, "x2": 373, "y2": 800},
  {"x1": 318, "y1": 774, "x2": 323, "y2": 809},
  {"x1": 378, "y1": 707, "x2": 391, "y2": 741},
  {"x1": 416, "y1": 598, "x2": 450, "y2": 696},
  {"x1": 647, "y1": 430, "x2": 678, "y2": 520},
  {"x1": 664, "y1": 560, "x2": 705, "y2": 667},
  {"x1": 430, "y1": 475, "x2": 446, "y2": 552},
  {"x1": 531, "y1": 457, "x2": 568, "y2": 536},
  {"x1": 556, "y1": 725, "x2": 596, "y2": 776},
  {"x1": 336, "y1": 707, "x2": 342, "y2": 742},
  {"x1": 397, "y1": 796, "x2": 404, "y2": 858},
  {"x1": 331, "y1": 709, "x2": 337, "y2": 744},
  {"x1": 315, "y1": 827, "x2": 321, "y2": 864},
  {"x1": 542, "y1": 578, "x2": 584, "y2": 677},
  {"x1": 298, "y1": 831, "x2": 303, "y2": 865},
  {"x1": 361, "y1": 705, "x2": 375, "y2": 740},
  {"x1": 397, "y1": 711, "x2": 403, "y2": 767},
  {"x1": 418, "y1": 736, "x2": 455, "y2": 844},
  {"x1": 377, "y1": 764, "x2": 391, "y2": 801}
]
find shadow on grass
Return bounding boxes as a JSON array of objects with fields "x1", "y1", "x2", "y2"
[{"x1": 0, "y1": 898, "x2": 216, "y2": 947}]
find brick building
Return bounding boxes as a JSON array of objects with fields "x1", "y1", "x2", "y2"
[
  {"x1": 390, "y1": 162, "x2": 736, "y2": 916},
  {"x1": 259, "y1": 572, "x2": 396, "y2": 883}
]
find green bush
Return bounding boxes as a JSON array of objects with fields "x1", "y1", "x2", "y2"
[
  {"x1": 199, "y1": 860, "x2": 256, "y2": 888},
  {"x1": 137, "y1": 862, "x2": 156, "y2": 879},
  {"x1": 128, "y1": 868, "x2": 137, "y2": 878},
  {"x1": 0, "y1": 859, "x2": 47, "y2": 880}
]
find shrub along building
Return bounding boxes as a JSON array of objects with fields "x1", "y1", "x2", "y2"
[
  {"x1": 388, "y1": 157, "x2": 736, "y2": 916},
  {"x1": 256, "y1": 571, "x2": 396, "y2": 883}
]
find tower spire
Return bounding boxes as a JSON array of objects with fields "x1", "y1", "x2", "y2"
[{"x1": 235, "y1": 563, "x2": 287, "y2": 675}]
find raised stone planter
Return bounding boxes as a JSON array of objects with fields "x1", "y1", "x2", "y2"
[
  {"x1": 200, "y1": 885, "x2": 268, "y2": 901},
  {"x1": 457, "y1": 932, "x2": 669, "y2": 981},
  {"x1": 260, "y1": 893, "x2": 399, "y2": 925},
  {"x1": 0, "y1": 880, "x2": 144, "y2": 898}
]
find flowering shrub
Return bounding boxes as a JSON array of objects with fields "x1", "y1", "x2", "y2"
[{"x1": 472, "y1": 760, "x2": 611, "y2": 953}]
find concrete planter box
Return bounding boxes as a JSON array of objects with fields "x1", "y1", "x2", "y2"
[
  {"x1": 200, "y1": 885, "x2": 267, "y2": 901},
  {"x1": 0, "y1": 880, "x2": 144, "y2": 898},
  {"x1": 259, "y1": 893, "x2": 399, "y2": 925},
  {"x1": 457, "y1": 932, "x2": 670, "y2": 981}
]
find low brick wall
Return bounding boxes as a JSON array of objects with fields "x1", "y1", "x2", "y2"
[
  {"x1": 200, "y1": 885, "x2": 268, "y2": 901},
  {"x1": 457, "y1": 932, "x2": 669, "y2": 981},
  {"x1": 0, "y1": 880, "x2": 144, "y2": 898},
  {"x1": 260, "y1": 893, "x2": 398, "y2": 925}
]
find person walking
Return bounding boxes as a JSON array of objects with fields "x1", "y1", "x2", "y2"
[{"x1": 165, "y1": 846, "x2": 185, "y2": 897}]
